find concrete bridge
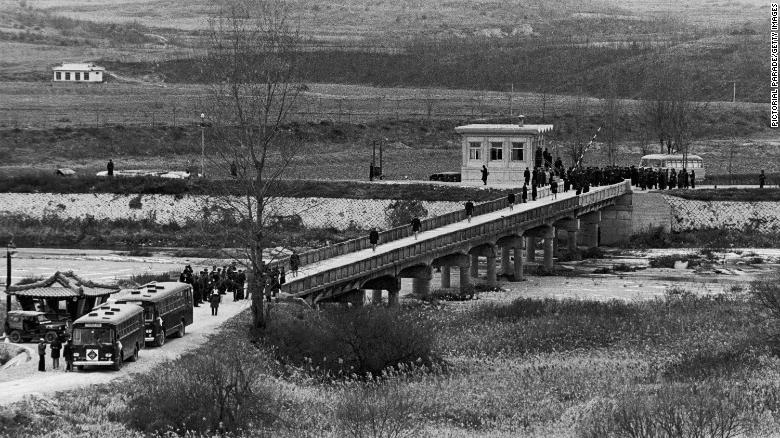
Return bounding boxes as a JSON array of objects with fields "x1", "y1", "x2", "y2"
[{"x1": 280, "y1": 180, "x2": 633, "y2": 305}]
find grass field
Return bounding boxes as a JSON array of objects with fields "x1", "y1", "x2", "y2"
[{"x1": 2, "y1": 285, "x2": 780, "y2": 437}]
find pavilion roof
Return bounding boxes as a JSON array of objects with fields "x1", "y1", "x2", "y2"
[{"x1": 7, "y1": 271, "x2": 120, "y2": 299}]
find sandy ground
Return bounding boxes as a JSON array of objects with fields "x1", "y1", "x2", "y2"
[{"x1": 0, "y1": 247, "x2": 777, "y2": 405}]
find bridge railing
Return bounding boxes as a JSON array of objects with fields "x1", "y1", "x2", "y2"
[
  {"x1": 576, "y1": 180, "x2": 630, "y2": 207},
  {"x1": 275, "y1": 185, "x2": 554, "y2": 270},
  {"x1": 285, "y1": 189, "x2": 583, "y2": 296}
]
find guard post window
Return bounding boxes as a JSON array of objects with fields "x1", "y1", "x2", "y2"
[
  {"x1": 490, "y1": 142, "x2": 503, "y2": 161},
  {"x1": 511, "y1": 142, "x2": 524, "y2": 161},
  {"x1": 469, "y1": 142, "x2": 482, "y2": 160}
]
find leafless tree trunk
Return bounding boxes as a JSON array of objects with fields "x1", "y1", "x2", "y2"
[
  {"x1": 203, "y1": 0, "x2": 302, "y2": 330},
  {"x1": 601, "y1": 94, "x2": 621, "y2": 167}
]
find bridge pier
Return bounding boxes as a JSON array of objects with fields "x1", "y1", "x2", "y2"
[
  {"x1": 513, "y1": 241, "x2": 524, "y2": 280},
  {"x1": 371, "y1": 289, "x2": 383, "y2": 304},
  {"x1": 388, "y1": 289, "x2": 399, "y2": 306},
  {"x1": 470, "y1": 254, "x2": 479, "y2": 277},
  {"x1": 501, "y1": 245, "x2": 511, "y2": 276},
  {"x1": 337, "y1": 289, "x2": 365, "y2": 306},
  {"x1": 525, "y1": 236, "x2": 536, "y2": 262},
  {"x1": 543, "y1": 233, "x2": 555, "y2": 271},
  {"x1": 486, "y1": 252, "x2": 497, "y2": 288},
  {"x1": 440, "y1": 266, "x2": 451, "y2": 288},
  {"x1": 459, "y1": 266, "x2": 471, "y2": 291},
  {"x1": 412, "y1": 278, "x2": 431, "y2": 296},
  {"x1": 579, "y1": 211, "x2": 601, "y2": 248},
  {"x1": 553, "y1": 227, "x2": 560, "y2": 257}
]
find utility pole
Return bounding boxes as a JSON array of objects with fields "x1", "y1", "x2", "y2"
[
  {"x1": 6, "y1": 239, "x2": 16, "y2": 316},
  {"x1": 200, "y1": 113, "x2": 206, "y2": 178},
  {"x1": 732, "y1": 81, "x2": 736, "y2": 103}
]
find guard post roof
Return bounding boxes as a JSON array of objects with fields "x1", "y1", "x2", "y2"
[
  {"x1": 454, "y1": 124, "x2": 554, "y2": 135},
  {"x1": 75, "y1": 302, "x2": 143, "y2": 325},
  {"x1": 113, "y1": 281, "x2": 190, "y2": 304}
]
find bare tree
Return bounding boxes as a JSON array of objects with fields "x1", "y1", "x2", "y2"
[
  {"x1": 566, "y1": 93, "x2": 590, "y2": 168},
  {"x1": 601, "y1": 92, "x2": 621, "y2": 167},
  {"x1": 203, "y1": 0, "x2": 302, "y2": 330}
]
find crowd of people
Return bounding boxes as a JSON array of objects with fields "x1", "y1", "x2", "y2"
[{"x1": 177, "y1": 257, "x2": 300, "y2": 314}]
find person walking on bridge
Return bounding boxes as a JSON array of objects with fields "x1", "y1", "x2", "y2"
[
  {"x1": 411, "y1": 217, "x2": 422, "y2": 239},
  {"x1": 464, "y1": 201, "x2": 474, "y2": 222},
  {"x1": 531, "y1": 183, "x2": 537, "y2": 201},
  {"x1": 551, "y1": 179, "x2": 558, "y2": 200},
  {"x1": 522, "y1": 183, "x2": 528, "y2": 204},
  {"x1": 507, "y1": 192, "x2": 516, "y2": 211},
  {"x1": 289, "y1": 252, "x2": 300, "y2": 277},
  {"x1": 369, "y1": 228, "x2": 380, "y2": 251},
  {"x1": 524, "y1": 167, "x2": 530, "y2": 186}
]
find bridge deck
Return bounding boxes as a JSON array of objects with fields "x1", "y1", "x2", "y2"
[{"x1": 282, "y1": 188, "x2": 587, "y2": 293}]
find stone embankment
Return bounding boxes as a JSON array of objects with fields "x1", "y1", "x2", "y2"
[{"x1": 0, "y1": 193, "x2": 462, "y2": 230}]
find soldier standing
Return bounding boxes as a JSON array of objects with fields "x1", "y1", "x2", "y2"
[
  {"x1": 507, "y1": 192, "x2": 515, "y2": 211},
  {"x1": 524, "y1": 167, "x2": 530, "y2": 185},
  {"x1": 464, "y1": 201, "x2": 474, "y2": 222},
  {"x1": 531, "y1": 183, "x2": 538, "y2": 201},
  {"x1": 38, "y1": 339, "x2": 46, "y2": 372},
  {"x1": 522, "y1": 184, "x2": 528, "y2": 203},
  {"x1": 411, "y1": 217, "x2": 422, "y2": 239},
  {"x1": 481, "y1": 165, "x2": 489, "y2": 186},
  {"x1": 107, "y1": 159, "x2": 114, "y2": 177},
  {"x1": 759, "y1": 170, "x2": 766, "y2": 188},
  {"x1": 63, "y1": 339, "x2": 74, "y2": 372},
  {"x1": 50, "y1": 337, "x2": 62, "y2": 369},
  {"x1": 369, "y1": 228, "x2": 380, "y2": 251},
  {"x1": 289, "y1": 252, "x2": 300, "y2": 277}
]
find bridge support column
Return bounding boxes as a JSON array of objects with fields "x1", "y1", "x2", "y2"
[
  {"x1": 470, "y1": 254, "x2": 479, "y2": 277},
  {"x1": 580, "y1": 211, "x2": 601, "y2": 248},
  {"x1": 337, "y1": 289, "x2": 365, "y2": 306},
  {"x1": 553, "y1": 227, "x2": 560, "y2": 257},
  {"x1": 459, "y1": 266, "x2": 471, "y2": 292},
  {"x1": 513, "y1": 241, "x2": 524, "y2": 281},
  {"x1": 412, "y1": 278, "x2": 431, "y2": 297},
  {"x1": 568, "y1": 229, "x2": 579, "y2": 253},
  {"x1": 543, "y1": 230, "x2": 555, "y2": 272},
  {"x1": 440, "y1": 266, "x2": 451, "y2": 288},
  {"x1": 486, "y1": 252, "x2": 497, "y2": 288},
  {"x1": 525, "y1": 236, "x2": 536, "y2": 262},
  {"x1": 388, "y1": 289, "x2": 399, "y2": 306},
  {"x1": 501, "y1": 245, "x2": 511, "y2": 276},
  {"x1": 371, "y1": 289, "x2": 382, "y2": 304}
]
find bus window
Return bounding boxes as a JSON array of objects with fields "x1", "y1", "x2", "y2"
[{"x1": 73, "y1": 327, "x2": 114, "y2": 344}]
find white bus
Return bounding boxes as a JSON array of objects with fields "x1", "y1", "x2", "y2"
[{"x1": 639, "y1": 154, "x2": 705, "y2": 178}]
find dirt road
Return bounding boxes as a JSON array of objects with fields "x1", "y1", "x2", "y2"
[{"x1": 0, "y1": 297, "x2": 250, "y2": 406}]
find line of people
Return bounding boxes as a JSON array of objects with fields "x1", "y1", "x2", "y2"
[{"x1": 629, "y1": 165, "x2": 695, "y2": 190}]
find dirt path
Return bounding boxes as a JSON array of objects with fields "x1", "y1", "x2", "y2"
[{"x1": 0, "y1": 297, "x2": 250, "y2": 406}]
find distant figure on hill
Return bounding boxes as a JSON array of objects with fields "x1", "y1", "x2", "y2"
[
  {"x1": 481, "y1": 165, "x2": 489, "y2": 185},
  {"x1": 759, "y1": 170, "x2": 766, "y2": 188},
  {"x1": 107, "y1": 159, "x2": 114, "y2": 177}
]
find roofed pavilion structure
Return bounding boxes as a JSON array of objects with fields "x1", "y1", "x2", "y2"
[{"x1": 6, "y1": 271, "x2": 120, "y2": 321}]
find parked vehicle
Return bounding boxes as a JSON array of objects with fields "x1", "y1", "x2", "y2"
[
  {"x1": 639, "y1": 154, "x2": 706, "y2": 178},
  {"x1": 4, "y1": 310, "x2": 69, "y2": 343},
  {"x1": 113, "y1": 282, "x2": 193, "y2": 347},
  {"x1": 71, "y1": 303, "x2": 145, "y2": 371}
]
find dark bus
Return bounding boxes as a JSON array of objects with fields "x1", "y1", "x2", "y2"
[
  {"x1": 113, "y1": 282, "x2": 193, "y2": 347},
  {"x1": 72, "y1": 302, "x2": 145, "y2": 371}
]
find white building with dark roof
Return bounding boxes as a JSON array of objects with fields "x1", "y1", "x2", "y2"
[
  {"x1": 52, "y1": 62, "x2": 106, "y2": 83},
  {"x1": 455, "y1": 116, "x2": 554, "y2": 185}
]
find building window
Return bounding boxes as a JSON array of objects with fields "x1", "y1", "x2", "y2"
[
  {"x1": 84, "y1": 72, "x2": 89, "y2": 80},
  {"x1": 511, "y1": 142, "x2": 524, "y2": 161},
  {"x1": 75, "y1": 72, "x2": 81, "y2": 81},
  {"x1": 55, "y1": 72, "x2": 61, "y2": 80},
  {"x1": 65, "y1": 72, "x2": 70, "y2": 80},
  {"x1": 468, "y1": 142, "x2": 482, "y2": 160},
  {"x1": 490, "y1": 142, "x2": 503, "y2": 161}
]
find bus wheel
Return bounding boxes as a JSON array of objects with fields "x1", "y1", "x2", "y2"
[
  {"x1": 156, "y1": 331, "x2": 165, "y2": 347},
  {"x1": 44, "y1": 331, "x2": 58, "y2": 343},
  {"x1": 8, "y1": 331, "x2": 22, "y2": 343},
  {"x1": 176, "y1": 321, "x2": 185, "y2": 338},
  {"x1": 113, "y1": 354, "x2": 123, "y2": 371}
]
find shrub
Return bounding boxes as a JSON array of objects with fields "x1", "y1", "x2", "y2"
[
  {"x1": 116, "y1": 271, "x2": 173, "y2": 287},
  {"x1": 421, "y1": 287, "x2": 477, "y2": 302},
  {"x1": 263, "y1": 305, "x2": 440, "y2": 378},
  {"x1": 577, "y1": 383, "x2": 751, "y2": 438},
  {"x1": 750, "y1": 276, "x2": 780, "y2": 320},
  {"x1": 334, "y1": 376, "x2": 429, "y2": 438},
  {"x1": 649, "y1": 254, "x2": 700, "y2": 269},
  {"x1": 580, "y1": 247, "x2": 604, "y2": 259},
  {"x1": 125, "y1": 336, "x2": 279, "y2": 434},
  {"x1": 384, "y1": 200, "x2": 428, "y2": 228},
  {"x1": 127, "y1": 194, "x2": 142, "y2": 209}
]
